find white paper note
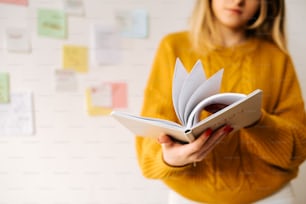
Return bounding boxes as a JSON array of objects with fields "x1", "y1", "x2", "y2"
[
  {"x1": 5, "y1": 27, "x2": 31, "y2": 53},
  {"x1": 90, "y1": 84, "x2": 112, "y2": 107},
  {"x1": 63, "y1": 0, "x2": 84, "y2": 16},
  {"x1": 90, "y1": 24, "x2": 121, "y2": 65},
  {"x1": 0, "y1": 92, "x2": 34, "y2": 136},
  {"x1": 54, "y1": 69, "x2": 78, "y2": 92}
]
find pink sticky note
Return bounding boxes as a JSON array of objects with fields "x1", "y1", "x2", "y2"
[
  {"x1": 111, "y1": 82, "x2": 127, "y2": 108},
  {"x1": 0, "y1": 0, "x2": 28, "y2": 6}
]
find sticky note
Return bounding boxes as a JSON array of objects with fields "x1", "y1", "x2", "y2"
[
  {"x1": 0, "y1": 73, "x2": 10, "y2": 103},
  {"x1": 0, "y1": 0, "x2": 28, "y2": 6},
  {"x1": 37, "y1": 8, "x2": 67, "y2": 39},
  {"x1": 86, "y1": 88, "x2": 112, "y2": 116},
  {"x1": 115, "y1": 9, "x2": 149, "y2": 38},
  {"x1": 85, "y1": 82, "x2": 128, "y2": 116},
  {"x1": 63, "y1": 45, "x2": 88, "y2": 73},
  {"x1": 112, "y1": 82, "x2": 127, "y2": 108}
]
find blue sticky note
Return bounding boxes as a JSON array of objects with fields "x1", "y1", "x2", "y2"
[{"x1": 116, "y1": 9, "x2": 149, "y2": 38}]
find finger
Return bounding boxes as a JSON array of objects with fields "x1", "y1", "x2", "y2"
[
  {"x1": 192, "y1": 125, "x2": 233, "y2": 161},
  {"x1": 204, "y1": 125, "x2": 233, "y2": 150},
  {"x1": 185, "y1": 128, "x2": 212, "y2": 154},
  {"x1": 157, "y1": 134, "x2": 173, "y2": 146},
  {"x1": 196, "y1": 132, "x2": 228, "y2": 160}
]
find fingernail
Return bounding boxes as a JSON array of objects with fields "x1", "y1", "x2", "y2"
[
  {"x1": 206, "y1": 128, "x2": 212, "y2": 136},
  {"x1": 224, "y1": 125, "x2": 233, "y2": 133}
]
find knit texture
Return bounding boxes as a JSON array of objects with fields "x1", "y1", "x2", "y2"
[{"x1": 135, "y1": 31, "x2": 306, "y2": 204}]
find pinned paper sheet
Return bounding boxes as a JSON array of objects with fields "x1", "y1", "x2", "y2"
[
  {"x1": 115, "y1": 9, "x2": 149, "y2": 38},
  {"x1": 86, "y1": 88, "x2": 112, "y2": 116},
  {"x1": 63, "y1": 45, "x2": 88, "y2": 73},
  {"x1": 5, "y1": 27, "x2": 31, "y2": 53},
  {"x1": 54, "y1": 69, "x2": 78, "y2": 92},
  {"x1": 37, "y1": 8, "x2": 67, "y2": 39},
  {"x1": 90, "y1": 25, "x2": 121, "y2": 65},
  {"x1": 0, "y1": 92, "x2": 34, "y2": 136},
  {"x1": 63, "y1": 0, "x2": 84, "y2": 16},
  {"x1": 86, "y1": 82, "x2": 128, "y2": 116},
  {"x1": 90, "y1": 84, "x2": 112, "y2": 107},
  {"x1": 0, "y1": 73, "x2": 10, "y2": 103},
  {"x1": 0, "y1": 0, "x2": 28, "y2": 6}
]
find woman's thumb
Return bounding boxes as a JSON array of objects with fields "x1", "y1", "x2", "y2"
[{"x1": 157, "y1": 134, "x2": 173, "y2": 146}]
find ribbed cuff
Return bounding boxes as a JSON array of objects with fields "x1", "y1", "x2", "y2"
[{"x1": 142, "y1": 150, "x2": 194, "y2": 179}]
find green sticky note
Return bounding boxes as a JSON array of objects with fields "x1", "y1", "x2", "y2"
[
  {"x1": 37, "y1": 8, "x2": 67, "y2": 39},
  {"x1": 0, "y1": 73, "x2": 10, "y2": 103}
]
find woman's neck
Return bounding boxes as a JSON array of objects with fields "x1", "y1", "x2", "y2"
[{"x1": 218, "y1": 26, "x2": 247, "y2": 47}]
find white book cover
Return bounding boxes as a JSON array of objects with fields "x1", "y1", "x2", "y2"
[{"x1": 111, "y1": 59, "x2": 262, "y2": 143}]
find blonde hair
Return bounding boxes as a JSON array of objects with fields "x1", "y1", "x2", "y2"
[{"x1": 189, "y1": 0, "x2": 287, "y2": 54}]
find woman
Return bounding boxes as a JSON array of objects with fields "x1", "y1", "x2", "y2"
[{"x1": 136, "y1": 0, "x2": 306, "y2": 203}]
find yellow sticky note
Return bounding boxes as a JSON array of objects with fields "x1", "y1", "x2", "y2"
[
  {"x1": 86, "y1": 88, "x2": 112, "y2": 116},
  {"x1": 63, "y1": 45, "x2": 88, "y2": 73},
  {"x1": 0, "y1": 73, "x2": 10, "y2": 103}
]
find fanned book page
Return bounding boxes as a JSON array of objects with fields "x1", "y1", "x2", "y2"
[
  {"x1": 111, "y1": 58, "x2": 262, "y2": 143},
  {"x1": 172, "y1": 59, "x2": 223, "y2": 125}
]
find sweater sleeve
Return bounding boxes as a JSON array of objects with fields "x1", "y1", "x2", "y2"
[
  {"x1": 241, "y1": 56, "x2": 306, "y2": 171},
  {"x1": 135, "y1": 36, "x2": 194, "y2": 179}
]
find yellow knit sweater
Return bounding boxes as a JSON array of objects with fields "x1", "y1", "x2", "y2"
[{"x1": 136, "y1": 31, "x2": 306, "y2": 204}]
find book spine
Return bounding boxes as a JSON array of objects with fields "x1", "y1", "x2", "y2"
[{"x1": 184, "y1": 130, "x2": 195, "y2": 142}]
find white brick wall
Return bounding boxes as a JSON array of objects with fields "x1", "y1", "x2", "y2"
[{"x1": 0, "y1": 0, "x2": 305, "y2": 203}]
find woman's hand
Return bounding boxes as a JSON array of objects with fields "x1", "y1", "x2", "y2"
[{"x1": 157, "y1": 125, "x2": 233, "y2": 167}]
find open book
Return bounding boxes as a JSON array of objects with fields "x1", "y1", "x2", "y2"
[{"x1": 111, "y1": 59, "x2": 262, "y2": 143}]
